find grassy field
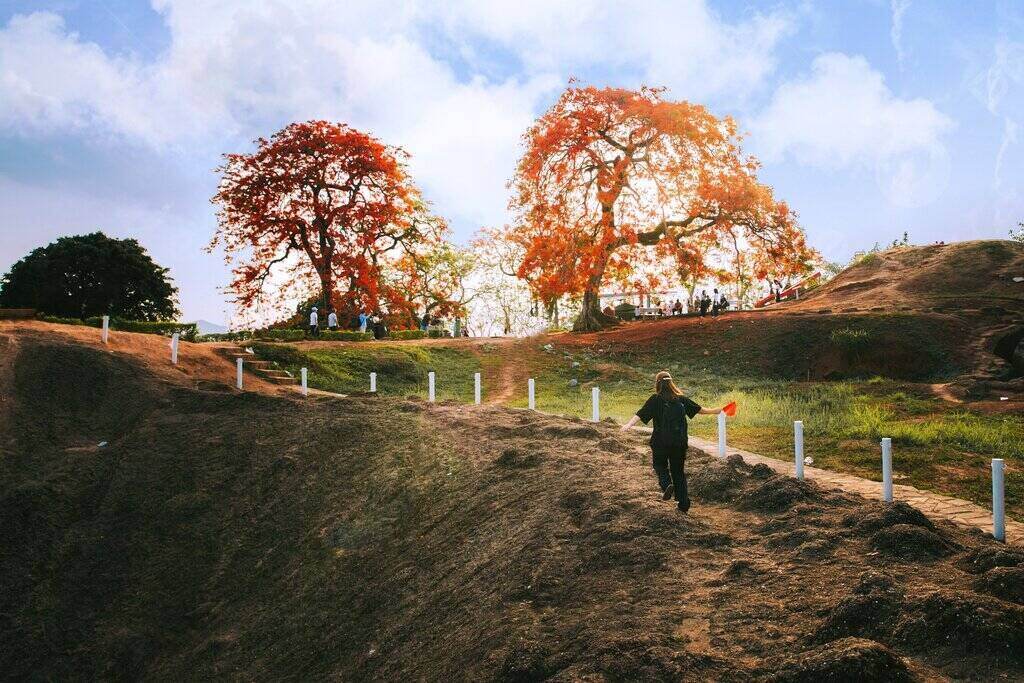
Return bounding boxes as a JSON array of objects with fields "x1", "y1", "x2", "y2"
[
  {"x1": 253, "y1": 341, "x2": 483, "y2": 401},
  {"x1": 250, "y1": 337, "x2": 1023, "y2": 521}
]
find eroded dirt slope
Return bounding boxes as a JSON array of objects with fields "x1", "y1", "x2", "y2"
[{"x1": 2, "y1": 327, "x2": 1024, "y2": 681}]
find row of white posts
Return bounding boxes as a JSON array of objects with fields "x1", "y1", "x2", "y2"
[
  {"x1": 786, "y1": 422, "x2": 1006, "y2": 543},
  {"x1": 141, "y1": 327, "x2": 1014, "y2": 547}
]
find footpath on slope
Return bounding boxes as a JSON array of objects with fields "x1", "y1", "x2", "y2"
[{"x1": 684, "y1": 434, "x2": 1023, "y2": 541}]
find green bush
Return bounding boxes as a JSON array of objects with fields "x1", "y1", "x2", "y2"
[
  {"x1": 830, "y1": 327, "x2": 873, "y2": 360},
  {"x1": 427, "y1": 329, "x2": 450, "y2": 338},
  {"x1": 391, "y1": 330, "x2": 427, "y2": 340},
  {"x1": 196, "y1": 331, "x2": 253, "y2": 343},
  {"x1": 38, "y1": 314, "x2": 87, "y2": 326},
  {"x1": 614, "y1": 302, "x2": 636, "y2": 321},
  {"x1": 257, "y1": 329, "x2": 306, "y2": 342},
  {"x1": 320, "y1": 331, "x2": 374, "y2": 342}
]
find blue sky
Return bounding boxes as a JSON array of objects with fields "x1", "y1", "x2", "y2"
[{"x1": 1, "y1": 1, "x2": 1022, "y2": 324}]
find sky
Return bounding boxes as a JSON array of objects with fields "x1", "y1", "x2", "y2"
[{"x1": 1, "y1": 0, "x2": 1022, "y2": 325}]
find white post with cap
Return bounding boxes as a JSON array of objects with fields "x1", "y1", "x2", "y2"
[
  {"x1": 882, "y1": 438, "x2": 893, "y2": 502},
  {"x1": 428, "y1": 371, "x2": 435, "y2": 402},
  {"x1": 301, "y1": 367, "x2": 308, "y2": 396},
  {"x1": 101, "y1": 315, "x2": 109, "y2": 344},
  {"x1": 794, "y1": 420, "x2": 804, "y2": 480},
  {"x1": 591, "y1": 386, "x2": 600, "y2": 422},
  {"x1": 528, "y1": 378, "x2": 535, "y2": 410},
  {"x1": 370, "y1": 372, "x2": 377, "y2": 393},
  {"x1": 474, "y1": 372, "x2": 481, "y2": 405},
  {"x1": 236, "y1": 357, "x2": 243, "y2": 390},
  {"x1": 717, "y1": 411, "x2": 727, "y2": 458},
  {"x1": 170, "y1": 333, "x2": 179, "y2": 365},
  {"x1": 993, "y1": 458, "x2": 1006, "y2": 542}
]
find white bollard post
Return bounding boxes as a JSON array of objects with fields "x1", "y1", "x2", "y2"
[
  {"x1": 717, "y1": 411, "x2": 727, "y2": 458},
  {"x1": 528, "y1": 378, "x2": 536, "y2": 410},
  {"x1": 370, "y1": 372, "x2": 377, "y2": 393},
  {"x1": 236, "y1": 357, "x2": 243, "y2": 390},
  {"x1": 993, "y1": 458, "x2": 1006, "y2": 542},
  {"x1": 428, "y1": 371, "x2": 435, "y2": 402},
  {"x1": 101, "y1": 315, "x2": 109, "y2": 344},
  {"x1": 591, "y1": 386, "x2": 600, "y2": 422},
  {"x1": 881, "y1": 437, "x2": 893, "y2": 502},
  {"x1": 301, "y1": 367, "x2": 308, "y2": 396},
  {"x1": 170, "y1": 333, "x2": 179, "y2": 364},
  {"x1": 474, "y1": 372, "x2": 481, "y2": 405},
  {"x1": 794, "y1": 420, "x2": 805, "y2": 480}
]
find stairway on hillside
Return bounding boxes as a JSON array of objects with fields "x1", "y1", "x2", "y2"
[{"x1": 216, "y1": 344, "x2": 298, "y2": 386}]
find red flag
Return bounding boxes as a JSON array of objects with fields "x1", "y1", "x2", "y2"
[{"x1": 723, "y1": 401, "x2": 737, "y2": 417}]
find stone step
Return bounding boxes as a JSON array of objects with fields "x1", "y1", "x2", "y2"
[
  {"x1": 256, "y1": 369, "x2": 292, "y2": 379},
  {"x1": 262, "y1": 375, "x2": 297, "y2": 385}
]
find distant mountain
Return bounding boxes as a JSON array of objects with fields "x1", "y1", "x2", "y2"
[{"x1": 194, "y1": 319, "x2": 228, "y2": 335}]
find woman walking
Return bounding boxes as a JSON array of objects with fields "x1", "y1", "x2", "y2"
[{"x1": 620, "y1": 371, "x2": 726, "y2": 512}]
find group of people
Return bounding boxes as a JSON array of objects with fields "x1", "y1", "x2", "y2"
[
  {"x1": 308, "y1": 307, "x2": 388, "y2": 339},
  {"x1": 695, "y1": 289, "x2": 730, "y2": 317},
  {"x1": 307, "y1": 306, "x2": 471, "y2": 339}
]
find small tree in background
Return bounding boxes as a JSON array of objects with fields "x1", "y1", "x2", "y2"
[
  {"x1": 389, "y1": 241, "x2": 477, "y2": 327},
  {"x1": 0, "y1": 232, "x2": 179, "y2": 320},
  {"x1": 1011, "y1": 222, "x2": 1023, "y2": 243}
]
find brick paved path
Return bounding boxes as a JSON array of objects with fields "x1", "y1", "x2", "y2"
[{"x1": 688, "y1": 435, "x2": 1023, "y2": 543}]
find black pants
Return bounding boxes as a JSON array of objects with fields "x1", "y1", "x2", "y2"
[
  {"x1": 652, "y1": 445, "x2": 689, "y2": 509},
  {"x1": 309, "y1": 324, "x2": 319, "y2": 336}
]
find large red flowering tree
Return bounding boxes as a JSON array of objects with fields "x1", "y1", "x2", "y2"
[
  {"x1": 509, "y1": 84, "x2": 815, "y2": 331},
  {"x1": 211, "y1": 120, "x2": 444, "y2": 318}
]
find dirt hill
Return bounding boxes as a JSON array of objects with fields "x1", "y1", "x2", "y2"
[{"x1": 2, "y1": 324, "x2": 1024, "y2": 680}]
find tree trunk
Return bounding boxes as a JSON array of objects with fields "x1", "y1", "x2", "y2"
[
  {"x1": 573, "y1": 287, "x2": 618, "y2": 332},
  {"x1": 319, "y1": 270, "x2": 333, "y2": 313},
  {"x1": 572, "y1": 251, "x2": 619, "y2": 332}
]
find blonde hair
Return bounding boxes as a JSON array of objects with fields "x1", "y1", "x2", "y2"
[{"x1": 654, "y1": 371, "x2": 684, "y2": 400}]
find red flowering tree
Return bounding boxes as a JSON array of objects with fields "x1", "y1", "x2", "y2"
[
  {"x1": 210, "y1": 120, "x2": 442, "y2": 316},
  {"x1": 509, "y1": 84, "x2": 814, "y2": 331}
]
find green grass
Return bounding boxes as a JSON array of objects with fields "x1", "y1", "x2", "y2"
[{"x1": 252, "y1": 342, "x2": 482, "y2": 401}]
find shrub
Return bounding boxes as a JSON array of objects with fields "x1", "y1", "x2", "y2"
[
  {"x1": 830, "y1": 327, "x2": 873, "y2": 361},
  {"x1": 38, "y1": 314, "x2": 87, "y2": 326},
  {"x1": 257, "y1": 329, "x2": 306, "y2": 342},
  {"x1": 391, "y1": 330, "x2": 426, "y2": 340},
  {"x1": 196, "y1": 331, "x2": 253, "y2": 343},
  {"x1": 320, "y1": 331, "x2": 374, "y2": 342},
  {"x1": 427, "y1": 329, "x2": 449, "y2": 338}
]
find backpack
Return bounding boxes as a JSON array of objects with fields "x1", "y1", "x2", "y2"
[{"x1": 655, "y1": 398, "x2": 686, "y2": 448}]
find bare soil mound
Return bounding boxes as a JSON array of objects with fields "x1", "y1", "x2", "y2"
[{"x1": 1, "y1": 326, "x2": 1023, "y2": 680}]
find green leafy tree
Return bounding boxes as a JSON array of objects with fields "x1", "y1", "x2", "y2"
[
  {"x1": 1011, "y1": 222, "x2": 1023, "y2": 243},
  {"x1": 0, "y1": 232, "x2": 179, "y2": 320}
]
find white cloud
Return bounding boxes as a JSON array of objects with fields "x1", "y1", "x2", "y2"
[
  {"x1": 431, "y1": 1, "x2": 793, "y2": 102},
  {"x1": 890, "y1": 0, "x2": 911, "y2": 70},
  {"x1": 751, "y1": 53, "x2": 953, "y2": 169},
  {"x1": 977, "y1": 38, "x2": 1024, "y2": 225}
]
